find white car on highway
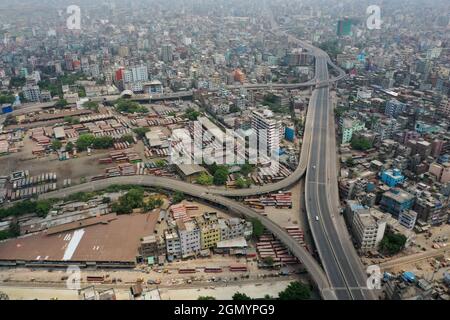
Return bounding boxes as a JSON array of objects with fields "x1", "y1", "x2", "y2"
[{"x1": 315, "y1": 216, "x2": 319, "y2": 221}]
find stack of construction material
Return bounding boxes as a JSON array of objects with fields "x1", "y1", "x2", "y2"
[{"x1": 256, "y1": 232, "x2": 299, "y2": 265}]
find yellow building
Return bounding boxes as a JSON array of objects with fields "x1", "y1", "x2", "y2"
[
  {"x1": 195, "y1": 213, "x2": 221, "y2": 249},
  {"x1": 200, "y1": 225, "x2": 221, "y2": 249}
]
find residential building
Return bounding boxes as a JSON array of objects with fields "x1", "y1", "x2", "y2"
[
  {"x1": 380, "y1": 188, "x2": 415, "y2": 217},
  {"x1": 340, "y1": 117, "x2": 365, "y2": 144},
  {"x1": 385, "y1": 99, "x2": 406, "y2": 118},
  {"x1": 22, "y1": 85, "x2": 41, "y2": 102},
  {"x1": 165, "y1": 229, "x2": 181, "y2": 259},
  {"x1": 140, "y1": 235, "x2": 165, "y2": 259},
  {"x1": 177, "y1": 219, "x2": 201, "y2": 258},
  {"x1": 351, "y1": 208, "x2": 386, "y2": 251},
  {"x1": 380, "y1": 169, "x2": 405, "y2": 187},
  {"x1": 429, "y1": 162, "x2": 450, "y2": 183},
  {"x1": 251, "y1": 109, "x2": 281, "y2": 155},
  {"x1": 398, "y1": 210, "x2": 418, "y2": 230}
]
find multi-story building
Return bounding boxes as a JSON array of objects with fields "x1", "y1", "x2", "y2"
[
  {"x1": 351, "y1": 208, "x2": 387, "y2": 251},
  {"x1": 165, "y1": 229, "x2": 181, "y2": 259},
  {"x1": 380, "y1": 169, "x2": 405, "y2": 187},
  {"x1": 22, "y1": 85, "x2": 41, "y2": 102},
  {"x1": 162, "y1": 44, "x2": 173, "y2": 63},
  {"x1": 177, "y1": 219, "x2": 201, "y2": 258},
  {"x1": 385, "y1": 99, "x2": 406, "y2": 118},
  {"x1": 413, "y1": 194, "x2": 448, "y2": 225},
  {"x1": 219, "y1": 218, "x2": 253, "y2": 240},
  {"x1": 200, "y1": 224, "x2": 221, "y2": 249},
  {"x1": 194, "y1": 213, "x2": 221, "y2": 249},
  {"x1": 428, "y1": 162, "x2": 450, "y2": 183},
  {"x1": 380, "y1": 188, "x2": 415, "y2": 218},
  {"x1": 251, "y1": 109, "x2": 281, "y2": 155},
  {"x1": 340, "y1": 117, "x2": 365, "y2": 144},
  {"x1": 398, "y1": 210, "x2": 418, "y2": 230},
  {"x1": 123, "y1": 65, "x2": 148, "y2": 92},
  {"x1": 140, "y1": 235, "x2": 165, "y2": 259}
]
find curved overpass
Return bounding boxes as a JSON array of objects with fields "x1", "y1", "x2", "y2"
[{"x1": 39, "y1": 175, "x2": 336, "y2": 300}]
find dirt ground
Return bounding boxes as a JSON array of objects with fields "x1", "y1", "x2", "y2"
[
  {"x1": 0, "y1": 133, "x2": 147, "y2": 186},
  {"x1": 0, "y1": 277, "x2": 303, "y2": 300}
]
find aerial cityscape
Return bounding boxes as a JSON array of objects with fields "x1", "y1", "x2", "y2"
[{"x1": 0, "y1": 0, "x2": 449, "y2": 302}]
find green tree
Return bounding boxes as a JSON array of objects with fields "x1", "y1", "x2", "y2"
[
  {"x1": 111, "y1": 188, "x2": 145, "y2": 215},
  {"x1": 230, "y1": 105, "x2": 240, "y2": 113},
  {"x1": 92, "y1": 136, "x2": 114, "y2": 149},
  {"x1": 196, "y1": 172, "x2": 213, "y2": 186},
  {"x1": 213, "y1": 166, "x2": 229, "y2": 185},
  {"x1": 232, "y1": 292, "x2": 252, "y2": 300},
  {"x1": 66, "y1": 142, "x2": 74, "y2": 153},
  {"x1": 9, "y1": 76, "x2": 26, "y2": 89},
  {"x1": 51, "y1": 139, "x2": 62, "y2": 151},
  {"x1": 240, "y1": 163, "x2": 254, "y2": 176},
  {"x1": 76, "y1": 134, "x2": 95, "y2": 151},
  {"x1": 35, "y1": 200, "x2": 52, "y2": 218},
  {"x1": 278, "y1": 281, "x2": 311, "y2": 300},
  {"x1": 172, "y1": 191, "x2": 185, "y2": 204},
  {"x1": 184, "y1": 107, "x2": 200, "y2": 121},
  {"x1": 262, "y1": 256, "x2": 275, "y2": 267},
  {"x1": 0, "y1": 94, "x2": 15, "y2": 104},
  {"x1": 55, "y1": 99, "x2": 68, "y2": 108},
  {"x1": 83, "y1": 101, "x2": 99, "y2": 112},
  {"x1": 351, "y1": 136, "x2": 372, "y2": 151},
  {"x1": 251, "y1": 218, "x2": 264, "y2": 239},
  {"x1": 121, "y1": 134, "x2": 134, "y2": 144},
  {"x1": 133, "y1": 127, "x2": 150, "y2": 139},
  {"x1": 379, "y1": 231, "x2": 407, "y2": 255},
  {"x1": 235, "y1": 177, "x2": 250, "y2": 189},
  {"x1": 115, "y1": 99, "x2": 148, "y2": 114}
]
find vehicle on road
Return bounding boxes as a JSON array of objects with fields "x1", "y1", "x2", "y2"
[{"x1": 315, "y1": 216, "x2": 319, "y2": 221}]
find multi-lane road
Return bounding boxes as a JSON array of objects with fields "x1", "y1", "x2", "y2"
[{"x1": 304, "y1": 55, "x2": 376, "y2": 300}]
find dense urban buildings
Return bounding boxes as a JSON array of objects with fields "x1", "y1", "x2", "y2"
[{"x1": 0, "y1": 0, "x2": 448, "y2": 302}]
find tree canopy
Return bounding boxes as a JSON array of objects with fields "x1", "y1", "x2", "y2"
[
  {"x1": 133, "y1": 127, "x2": 150, "y2": 139},
  {"x1": 172, "y1": 191, "x2": 185, "y2": 204},
  {"x1": 184, "y1": 107, "x2": 200, "y2": 121},
  {"x1": 232, "y1": 292, "x2": 252, "y2": 300},
  {"x1": 115, "y1": 99, "x2": 148, "y2": 114},
  {"x1": 278, "y1": 281, "x2": 311, "y2": 300},
  {"x1": 111, "y1": 188, "x2": 145, "y2": 215},
  {"x1": 196, "y1": 172, "x2": 213, "y2": 186},
  {"x1": 379, "y1": 231, "x2": 407, "y2": 255},
  {"x1": 351, "y1": 136, "x2": 372, "y2": 151},
  {"x1": 251, "y1": 218, "x2": 264, "y2": 239}
]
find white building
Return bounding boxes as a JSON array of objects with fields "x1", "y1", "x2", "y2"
[
  {"x1": 352, "y1": 209, "x2": 386, "y2": 251},
  {"x1": 124, "y1": 65, "x2": 148, "y2": 93},
  {"x1": 219, "y1": 218, "x2": 253, "y2": 240},
  {"x1": 177, "y1": 220, "x2": 201, "y2": 258},
  {"x1": 398, "y1": 210, "x2": 418, "y2": 230},
  {"x1": 22, "y1": 85, "x2": 41, "y2": 102},
  {"x1": 165, "y1": 229, "x2": 181, "y2": 259}
]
